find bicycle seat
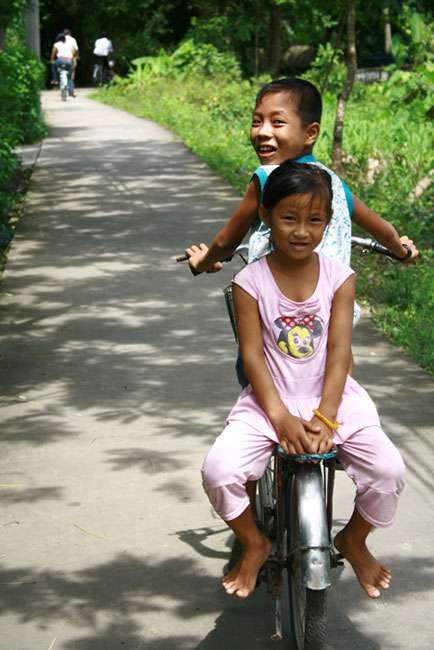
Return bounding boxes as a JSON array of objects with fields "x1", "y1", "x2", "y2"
[{"x1": 276, "y1": 445, "x2": 338, "y2": 462}]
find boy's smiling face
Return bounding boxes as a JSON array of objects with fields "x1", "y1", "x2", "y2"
[{"x1": 250, "y1": 91, "x2": 319, "y2": 165}]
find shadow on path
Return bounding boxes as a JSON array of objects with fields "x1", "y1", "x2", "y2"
[{"x1": 0, "y1": 552, "x2": 430, "y2": 649}]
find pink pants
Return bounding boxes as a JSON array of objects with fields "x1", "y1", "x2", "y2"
[{"x1": 202, "y1": 421, "x2": 405, "y2": 528}]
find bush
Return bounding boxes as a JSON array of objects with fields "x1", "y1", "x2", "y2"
[
  {"x1": 0, "y1": 42, "x2": 46, "y2": 145},
  {"x1": 129, "y1": 39, "x2": 241, "y2": 85},
  {"x1": 0, "y1": 27, "x2": 46, "y2": 232},
  {"x1": 302, "y1": 43, "x2": 346, "y2": 96}
]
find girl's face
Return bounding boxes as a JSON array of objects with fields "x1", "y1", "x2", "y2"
[{"x1": 265, "y1": 193, "x2": 330, "y2": 261}]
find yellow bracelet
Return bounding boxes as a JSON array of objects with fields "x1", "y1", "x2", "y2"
[{"x1": 313, "y1": 409, "x2": 341, "y2": 430}]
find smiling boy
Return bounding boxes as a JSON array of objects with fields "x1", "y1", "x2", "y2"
[{"x1": 185, "y1": 78, "x2": 417, "y2": 274}]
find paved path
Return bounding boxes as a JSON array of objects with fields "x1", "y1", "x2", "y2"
[{"x1": 0, "y1": 89, "x2": 433, "y2": 650}]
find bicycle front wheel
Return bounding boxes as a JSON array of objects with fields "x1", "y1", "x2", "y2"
[
  {"x1": 93, "y1": 65, "x2": 103, "y2": 87},
  {"x1": 286, "y1": 475, "x2": 327, "y2": 650},
  {"x1": 60, "y1": 71, "x2": 68, "y2": 101}
]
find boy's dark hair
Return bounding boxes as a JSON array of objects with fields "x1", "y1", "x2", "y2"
[
  {"x1": 262, "y1": 161, "x2": 333, "y2": 220},
  {"x1": 256, "y1": 78, "x2": 322, "y2": 126},
  {"x1": 63, "y1": 29, "x2": 71, "y2": 36},
  {"x1": 55, "y1": 32, "x2": 66, "y2": 43}
]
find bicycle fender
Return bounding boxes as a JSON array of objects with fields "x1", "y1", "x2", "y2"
[{"x1": 294, "y1": 465, "x2": 331, "y2": 590}]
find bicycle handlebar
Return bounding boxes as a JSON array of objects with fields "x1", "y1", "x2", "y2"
[
  {"x1": 350, "y1": 236, "x2": 412, "y2": 261},
  {"x1": 176, "y1": 237, "x2": 411, "y2": 273}
]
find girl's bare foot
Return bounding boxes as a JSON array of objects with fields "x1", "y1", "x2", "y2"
[
  {"x1": 334, "y1": 530, "x2": 391, "y2": 598},
  {"x1": 222, "y1": 536, "x2": 272, "y2": 598}
]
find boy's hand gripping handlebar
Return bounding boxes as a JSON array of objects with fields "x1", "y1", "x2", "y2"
[
  {"x1": 350, "y1": 236, "x2": 413, "y2": 261},
  {"x1": 176, "y1": 245, "x2": 249, "y2": 275}
]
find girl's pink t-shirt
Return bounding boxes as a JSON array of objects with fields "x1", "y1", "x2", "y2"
[{"x1": 229, "y1": 254, "x2": 380, "y2": 443}]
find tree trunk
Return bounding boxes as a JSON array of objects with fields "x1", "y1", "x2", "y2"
[
  {"x1": 0, "y1": 26, "x2": 6, "y2": 51},
  {"x1": 383, "y1": 3, "x2": 392, "y2": 54},
  {"x1": 269, "y1": 3, "x2": 282, "y2": 76},
  {"x1": 24, "y1": 0, "x2": 41, "y2": 58},
  {"x1": 331, "y1": 0, "x2": 357, "y2": 175}
]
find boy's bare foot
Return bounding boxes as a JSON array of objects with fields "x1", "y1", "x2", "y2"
[
  {"x1": 334, "y1": 530, "x2": 391, "y2": 598},
  {"x1": 222, "y1": 536, "x2": 272, "y2": 598}
]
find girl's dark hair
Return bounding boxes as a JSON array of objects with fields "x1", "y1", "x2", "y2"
[
  {"x1": 255, "y1": 78, "x2": 322, "y2": 126},
  {"x1": 55, "y1": 32, "x2": 66, "y2": 43},
  {"x1": 262, "y1": 161, "x2": 333, "y2": 220}
]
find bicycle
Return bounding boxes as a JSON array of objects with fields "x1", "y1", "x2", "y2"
[
  {"x1": 222, "y1": 236, "x2": 411, "y2": 648},
  {"x1": 177, "y1": 236, "x2": 411, "y2": 648},
  {"x1": 58, "y1": 63, "x2": 69, "y2": 102},
  {"x1": 92, "y1": 58, "x2": 114, "y2": 87}
]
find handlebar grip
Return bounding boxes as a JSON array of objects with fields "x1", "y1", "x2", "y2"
[
  {"x1": 175, "y1": 254, "x2": 202, "y2": 275},
  {"x1": 370, "y1": 241, "x2": 391, "y2": 255},
  {"x1": 372, "y1": 242, "x2": 412, "y2": 261},
  {"x1": 397, "y1": 245, "x2": 413, "y2": 261}
]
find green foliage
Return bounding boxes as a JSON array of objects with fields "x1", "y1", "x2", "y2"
[
  {"x1": 0, "y1": 18, "x2": 46, "y2": 240},
  {"x1": 382, "y1": 64, "x2": 434, "y2": 121},
  {"x1": 0, "y1": 42, "x2": 47, "y2": 145},
  {"x1": 0, "y1": 0, "x2": 28, "y2": 25},
  {"x1": 279, "y1": 0, "x2": 341, "y2": 47},
  {"x1": 170, "y1": 39, "x2": 241, "y2": 77},
  {"x1": 354, "y1": 250, "x2": 434, "y2": 372},
  {"x1": 393, "y1": 6, "x2": 434, "y2": 66},
  {"x1": 186, "y1": 16, "x2": 233, "y2": 51},
  {"x1": 302, "y1": 43, "x2": 346, "y2": 95},
  {"x1": 129, "y1": 39, "x2": 241, "y2": 83}
]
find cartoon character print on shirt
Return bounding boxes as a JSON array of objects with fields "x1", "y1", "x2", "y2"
[{"x1": 274, "y1": 314, "x2": 323, "y2": 359}]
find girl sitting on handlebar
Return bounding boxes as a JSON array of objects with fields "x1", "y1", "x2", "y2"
[{"x1": 202, "y1": 162, "x2": 405, "y2": 600}]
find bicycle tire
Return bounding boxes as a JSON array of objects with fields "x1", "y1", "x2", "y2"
[
  {"x1": 93, "y1": 65, "x2": 103, "y2": 87},
  {"x1": 286, "y1": 474, "x2": 328, "y2": 650},
  {"x1": 60, "y1": 70, "x2": 68, "y2": 101}
]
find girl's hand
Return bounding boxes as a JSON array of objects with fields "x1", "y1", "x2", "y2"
[
  {"x1": 271, "y1": 410, "x2": 320, "y2": 456},
  {"x1": 307, "y1": 416, "x2": 335, "y2": 454},
  {"x1": 399, "y1": 235, "x2": 419, "y2": 265},
  {"x1": 184, "y1": 243, "x2": 224, "y2": 274}
]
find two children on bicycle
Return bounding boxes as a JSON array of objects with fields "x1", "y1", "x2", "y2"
[
  {"x1": 186, "y1": 78, "x2": 417, "y2": 277},
  {"x1": 187, "y1": 79, "x2": 418, "y2": 600}
]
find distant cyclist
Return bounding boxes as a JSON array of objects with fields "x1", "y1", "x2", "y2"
[
  {"x1": 93, "y1": 32, "x2": 114, "y2": 78},
  {"x1": 50, "y1": 32, "x2": 74, "y2": 97}
]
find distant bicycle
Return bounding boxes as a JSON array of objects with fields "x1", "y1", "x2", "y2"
[
  {"x1": 92, "y1": 58, "x2": 114, "y2": 87},
  {"x1": 58, "y1": 62, "x2": 69, "y2": 101}
]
